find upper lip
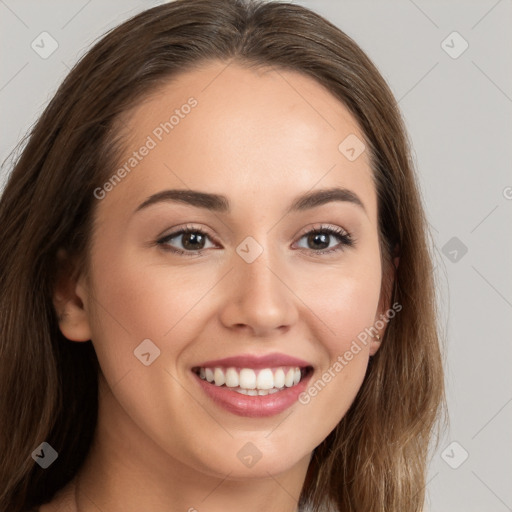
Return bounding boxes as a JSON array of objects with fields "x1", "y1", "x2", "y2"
[{"x1": 193, "y1": 352, "x2": 313, "y2": 369}]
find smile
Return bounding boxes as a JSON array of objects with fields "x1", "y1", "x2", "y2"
[{"x1": 192, "y1": 366, "x2": 311, "y2": 395}]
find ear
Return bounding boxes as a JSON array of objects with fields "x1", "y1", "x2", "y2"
[
  {"x1": 52, "y1": 248, "x2": 92, "y2": 342},
  {"x1": 370, "y1": 250, "x2": 400, "y2": 356}
]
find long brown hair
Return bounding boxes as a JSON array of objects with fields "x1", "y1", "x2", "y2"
[{"x1": 0, "y1": 1, "x2": 446, "y2": 510}]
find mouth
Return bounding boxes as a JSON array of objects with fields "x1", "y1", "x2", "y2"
[{"x1": 191, "y1": 365, "x2": 314, "y2": 396}]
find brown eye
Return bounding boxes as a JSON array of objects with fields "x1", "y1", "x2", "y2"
[
  {"x1": 158, "y1": 228, "x2": 215, "y2": 254},
  {"x1": 181, "y1": 231, "x2": 207, "y2": 250},
  {"x1": 306, "y1": 232, "x2": 330, "y2": 250},
  {"x1": 295, "y1": 226, "x2": 354, "y2": 255}
]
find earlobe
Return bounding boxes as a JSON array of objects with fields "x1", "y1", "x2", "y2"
[
  {"x1": 369, "y1": 332, "x2": 382, "y2": 356},
  {"x1": 54, "y1": 295, "x2": 92, "y2": 342},
  {"x1": 52, "y1": 249, "x2": 92, "y2": 342}
]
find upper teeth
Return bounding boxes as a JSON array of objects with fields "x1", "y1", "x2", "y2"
[{"x1": 197, "y1": 366, "x2": 303, "y2": 390}]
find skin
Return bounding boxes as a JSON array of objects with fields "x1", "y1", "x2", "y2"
[{"x1": 48, "y1": 61, "x2": 395, "y2": 512}]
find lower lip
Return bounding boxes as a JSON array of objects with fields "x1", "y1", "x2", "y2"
[{"x1": 192, "y1": 370, "x2": 313, "y2": 418}]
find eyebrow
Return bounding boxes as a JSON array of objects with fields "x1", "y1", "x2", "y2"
[{"x1": 134, "y1": 186, "x2": 367, "y2": 216}]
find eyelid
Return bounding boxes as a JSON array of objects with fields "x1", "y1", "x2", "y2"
[
  {"x1": 294, "y1": 222, "x2": 350, "y2": 239},
  {"x1": 158, "y1": 223, "x2": 218, "y2": 242}
]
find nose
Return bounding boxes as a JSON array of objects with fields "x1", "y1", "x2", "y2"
[{"x1": 218, "y1": 247, "x2": 299, "y2": 337}]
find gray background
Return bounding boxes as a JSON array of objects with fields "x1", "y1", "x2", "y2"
[{"x1": 1, "y1": 1, "x2": 511, "y2": 510}]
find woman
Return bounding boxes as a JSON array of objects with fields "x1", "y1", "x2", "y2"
[{"x1": 0, "y1": 1, "x2": 446, "y2": 511}]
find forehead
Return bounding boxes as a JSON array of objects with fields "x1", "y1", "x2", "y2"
[{"x1": 100, "y1": 61, "x2": 377, "y2": 222}]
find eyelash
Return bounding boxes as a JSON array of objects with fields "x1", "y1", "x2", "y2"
[{"x1": 157, "y1": 223, "x2": 355, "y2": 257}]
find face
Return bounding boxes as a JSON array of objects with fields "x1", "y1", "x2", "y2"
[{"x1": 57, "y1": 61, "x2": 391, "y2": 481}]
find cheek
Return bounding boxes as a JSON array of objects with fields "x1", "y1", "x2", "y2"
[
  {"x1": 91, "y1": 261, "x2": 201, "y2": 338},
  {"x1": 307, "y1": 276, "x2": 381, "y2": 342},
  {"x1": 300, "y1": 255, "x2": 383, "y2": 354},
  {"x1": 293, "y1": 256, "x2": 382, "y2": 438},
  {"x1": 85, "y1": 245, "x2": 234, "y2": 395}
]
